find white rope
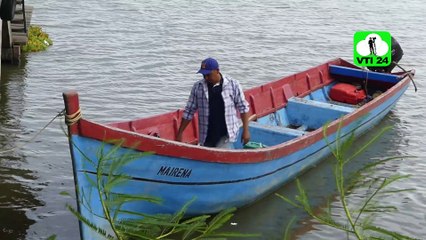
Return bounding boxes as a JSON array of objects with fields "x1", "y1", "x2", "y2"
[{"x1": 65, "y1": 108, "x2": 82, "y2": 126}]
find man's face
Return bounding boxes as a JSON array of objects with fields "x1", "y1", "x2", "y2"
[{"x1": 203, "y1": 69, "x2": 220, "y2": 83}]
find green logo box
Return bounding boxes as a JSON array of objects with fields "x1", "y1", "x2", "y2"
[{"x1": 354, "y1": 31, "x2": 392, "y2": 67}]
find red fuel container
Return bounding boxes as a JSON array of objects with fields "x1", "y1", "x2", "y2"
[{"x1": 329, "y1": 83, "x2": 367, "y2": 104}]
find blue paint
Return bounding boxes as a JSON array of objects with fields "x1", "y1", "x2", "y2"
[
  {"x1": 329, "y1": 65, "x2": 401, "y2": 83},
  {"x1": 69, "y1": 80, "x2": 409, "y2": 239},
  {"x1": 72, "y1": 128, "x2": 352, "y2": 240},
  {"x1": 262, "y1": 109, "x2": 291, "y2": 127},
  {"x1": 308, "y1": 89, "x2": 329, "y2": 102},
  {"x1": 304, "y1": 84, "x2": 336, "y2": 103},
  {"x1": 248, "y1": 121, "x2": 304, "y2": 146},
  {"x1": 286, "y1": 97, "x2": 355, "y2": 129}
]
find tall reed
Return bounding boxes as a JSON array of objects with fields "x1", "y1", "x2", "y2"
[{"x1": 277, "y1": 124, "x2": 417, "y2": 240}]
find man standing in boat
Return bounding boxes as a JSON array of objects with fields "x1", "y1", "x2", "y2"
[{"x1": 176, "y1": 57, "x2": 251, "y2": 148}]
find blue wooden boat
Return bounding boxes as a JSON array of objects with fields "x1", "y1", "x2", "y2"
[{"x1": 63, "y1": 58, "x2": 414, "y2": 239}]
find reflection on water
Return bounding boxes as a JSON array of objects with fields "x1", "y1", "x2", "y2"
[
  {"x1": 0, "y1": 168, "x2": 41, "y2": 240},
  {"x1": 1, "y1": 58, "x2": 43, "y2": 240}
]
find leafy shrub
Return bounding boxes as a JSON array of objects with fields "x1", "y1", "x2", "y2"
[{"x1": 22, "y1": 25, "x2": 53, "y2": 52}]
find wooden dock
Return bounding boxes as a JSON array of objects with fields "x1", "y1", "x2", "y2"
[{"x1": 1, "y1": 0, "x2": 33, "y2": 64}]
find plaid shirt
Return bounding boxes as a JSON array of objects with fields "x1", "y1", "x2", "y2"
[{"x1": 183, "y1": 75, "x2": 250, "y2": 145}]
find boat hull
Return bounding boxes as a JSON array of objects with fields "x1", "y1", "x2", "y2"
[
  {"x1": 72, "y1": 82, "x2": 408, "y2": 239},
  {"x1": 64, "y1": 59, "x2": 413, "y2": 239}
]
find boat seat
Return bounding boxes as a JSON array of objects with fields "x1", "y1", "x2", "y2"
[
  {"x1": 286, "y1": 97, "x2": 355, "y2": 130},
  {"x1": 245, "y1": 121, "x2": 306, "y2": 147},
  {"x1": 327, "y1": 100, "x2": 361, "y2": 108},
  {"x1": 250, "y1": 121, "x2": 305, "y2": 136}
]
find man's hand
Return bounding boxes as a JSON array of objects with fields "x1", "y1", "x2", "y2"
[
  {"x1": 241, "y1": 129, "x2": 250, "y2": 145},
  {"x1": 240, "y1": 112, "x2": 251, "y2": 145},
  {"x1": 176, "y1": 118, "x2": 191, "y2": 142},
  {"x1": 176, "y1": 133, "x2": 183, "y2": 142}
]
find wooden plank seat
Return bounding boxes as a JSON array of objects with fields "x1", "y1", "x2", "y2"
[
  {"x1": 286, "y1": 97, "x2": 355, "y2": 130},
  {"x1": 247, "y1": 121, "x2": 306, "y2": 147}
]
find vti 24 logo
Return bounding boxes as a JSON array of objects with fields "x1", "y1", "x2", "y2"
[{"x1": 354, "y1": 31, "x2": 391, "y2": 67}]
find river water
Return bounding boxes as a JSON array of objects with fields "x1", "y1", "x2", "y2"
[{"x1": 0, "y1": 0, "x2": 425, "y2": 239}]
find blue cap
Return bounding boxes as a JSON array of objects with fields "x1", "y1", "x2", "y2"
[{"x1": 197, "y1": 58, "x2": 219, "y2": 75}]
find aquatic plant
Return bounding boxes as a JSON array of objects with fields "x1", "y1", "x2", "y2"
[
  {"x1": 277, "y1": 124, "x2": 418, "y2": 240},
  {"x1": 62, "y1": 139, "x2": 258, "y2": 240},
  {"x1": 22, "y1": 25, "x2": 53, "y2": 52}
]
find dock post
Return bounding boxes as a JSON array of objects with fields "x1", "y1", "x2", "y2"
[{"x1": 1, "y1": 1, "x2": 33, "y2": 64}]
